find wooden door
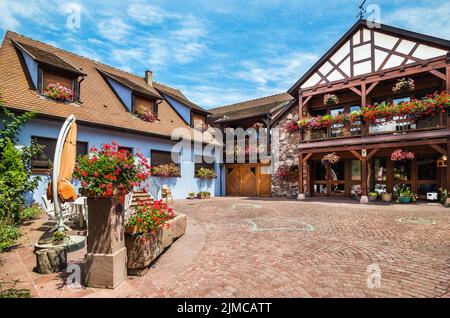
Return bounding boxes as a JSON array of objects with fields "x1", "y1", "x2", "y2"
[
  {"x1": 258, "y1": 164, "x2": 272, "y2": 197},
  {"x1": 240, "y1": 165, "x2": 257, "y2": 196},
  {"x1": 226, "y1": 165, "x2": 240, "y2": 195}
]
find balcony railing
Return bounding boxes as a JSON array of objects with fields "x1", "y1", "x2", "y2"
[{"x1": 305, "y1": 115, "x2": 445, "y2": 141}]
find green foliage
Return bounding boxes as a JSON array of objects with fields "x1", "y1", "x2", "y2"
[
  {"x1": 20, "y1": 204, "x2": 42, "y2": 222},
  {"x1": 0, "y1": 103, "x2": 43, "y2": 222},
  {"x1": 52, "y1": 231, "x2": 67, "y2": 242},
  {"x1": 0, "y1": 288, "x2": 31, "y2": 298},
  {"x1": 0, "y1": 220, "x2": 21, "y2": 252}
]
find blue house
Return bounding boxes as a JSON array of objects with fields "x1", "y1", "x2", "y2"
[{"x1": 0, "y1": 31, "x2": 223, "y2": 203}]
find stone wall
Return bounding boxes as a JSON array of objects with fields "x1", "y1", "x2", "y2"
[{"x1": 271, "y1": 106, "x2": 301, "y2": 198}]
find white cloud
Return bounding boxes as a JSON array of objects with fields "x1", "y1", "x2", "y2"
[
  {"x1": 127, "y1": 2, "x2": 167, "y2": 25},
  {"x1": 111, "y1": 47, "x2": 145, "y2": 64},
  {"x1": 383, "y1": 2, "x2": 450, "y2": 39},
  {"x1": 0, "y1": 0, "x2": 53, "y2": 31},
  {"x1": 235, "y1": 51, "x2": 318, "y2": 90},
  {"x1": 97, "y1": 18, "x2": 131, "y2": 42}
]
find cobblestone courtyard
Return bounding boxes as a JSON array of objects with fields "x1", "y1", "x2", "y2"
[{"x1": 1, "y1": 197, "x2": 449, "y2": 297}]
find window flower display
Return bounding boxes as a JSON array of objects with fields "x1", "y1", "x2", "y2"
[
  {"x1": 275, "y1": 166, "x2": 299, "y2": 182},
  {"x1": 135, "y1": 104, "x2": 158, "y2": 123},
  {"x1": 151, "y1": 163, "x2": 181, "y2": 177},
  {"x1": 195, "y1": 167, "x2": 216, "y2": 179},
  {"x1": 43, "y1": 83, "x2": 73, "y2": 101},
  {"x1": 285, "y1": 120, "x2": 300, "y2": 133}
]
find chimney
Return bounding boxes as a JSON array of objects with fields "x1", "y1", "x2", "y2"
[{"x1": 145, "y1": 70, "x2": 153, "y2": 86}]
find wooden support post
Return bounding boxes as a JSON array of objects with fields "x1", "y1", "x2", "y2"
[
  {"x1": 298, "y1": 94, "x2": 304, "y2": 119},
  {"x1": 298, "y1": 153, "x2": 305, "y2": 200},
  {"x1": 361, "y1": 82, "x2": 367, "y2": 136},
  {"x1": 447, "y1": 141, "x2": 450, "y2": 189},
  {"x1": 360, "y1": 157, "x2": 369, "y2": 204}
]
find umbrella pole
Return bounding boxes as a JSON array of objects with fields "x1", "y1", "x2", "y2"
[{"x1": 52, "y1": 115, "x2": 76, "y2": 233}]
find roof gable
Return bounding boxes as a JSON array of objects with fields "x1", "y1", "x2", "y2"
[{"x1": 289, "y1": 19, "x2": 450, "y2": 94}]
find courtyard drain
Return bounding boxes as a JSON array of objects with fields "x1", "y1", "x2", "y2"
[
  {"x1": 398, "y1": 216, "x2": 436, "y2": 225},
  {"x1": 247, "y1": 218, "x2": 315, "y2": 232}
]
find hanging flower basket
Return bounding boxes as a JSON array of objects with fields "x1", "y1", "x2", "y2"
[
  {"x1": 321, "y1": 152, "x2": 340, "y2": 166},
  {"x1": 392, "y1": 78, "x2": 415, "y2": 94},
  {"x1": 323, "y1": 94, "x2": 339, "y2": 105},
  {"x1": 391, "y1": 149, "x2": 414, "y2": 161}
]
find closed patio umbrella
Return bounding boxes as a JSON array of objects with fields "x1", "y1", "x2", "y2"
[{"x1": 52, "y1": 115, "x2": 77, "y2": 232}]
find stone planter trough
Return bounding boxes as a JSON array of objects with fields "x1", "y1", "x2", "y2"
[{"x1": 125, "y1": 213, "x2": 187, "y2": 276}]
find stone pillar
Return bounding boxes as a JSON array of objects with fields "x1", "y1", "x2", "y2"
[{"x1": 85, "y1": 197, "x2": 127, "y2": 289}]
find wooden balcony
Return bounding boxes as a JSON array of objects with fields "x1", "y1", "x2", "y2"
[{"x1": 304, "y1": 113, "x2": 447, "y2": 143}]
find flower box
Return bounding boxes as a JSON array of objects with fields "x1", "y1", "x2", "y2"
[
  {"x1": 197, "y1": 192, "x2": 211, "y2": 199},
  {"x1": 397, "y1": 196, "x2": 411, "y2": 204},
  {"x1": 125, "y1": 213, "x2": 187, "y2": 276},
  {"x1": 368, "y1": 193, "x2": 378, "y2": 202}
]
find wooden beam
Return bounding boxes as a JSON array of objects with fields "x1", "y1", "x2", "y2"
[
  {"x1": 298, "y1": 95, "x2": 303, "y2": 119},
  {"x1": 299, "y1": 153, "x2": 304, "y2": 194},
  {"x1": 366, "y1": 149, "x2": 379, "y2": 160},
  {"x1": 446, "y1": 64, "x2": 450, "y2": 92},
  {"x1": 361, "y1": 158, "x2": 368, "y2": 196},
  {"x1": 429, "y1": 69, "x2": 447, "y2": 81},
  {"x1": 361, "y1": 82, "x2": 367, "y2": 107},
  {"x1": 299, "y1": 138, "x2": 447, "y2": 153},
  {"x1": 348, "y1": 86, "x2": 362, "y2": 96},
  {"x1": 350, "y1": 150, "x2": 362, "y2": 161},
  {"x1": 366, "y1": 81, "x2": 379, "y2": 95},
  {"x1": 301, "y1": 152, "x2": 313, "y2": 164},
  {"x1": 301, "y1": 57, "x2": 446, "y2": 98},
  {"x1": 430, "y1": 144, "x2": 447, "y2": 156},
  {"x1": 303, "y1": 96, "x2": 312, "y2": 106}
]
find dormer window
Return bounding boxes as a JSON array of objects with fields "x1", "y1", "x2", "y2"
[{"x1": 39, "y1": 68, "x2": 76, "y2": 102}]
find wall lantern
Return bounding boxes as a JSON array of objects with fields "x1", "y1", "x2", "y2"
[{"x1": 437, "y1": 155, "x2": 447, "y2": 168}]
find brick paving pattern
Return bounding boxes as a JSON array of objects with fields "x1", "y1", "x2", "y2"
[{"x1": 1, "y1": 197, "x2": 449, "y2": 298}]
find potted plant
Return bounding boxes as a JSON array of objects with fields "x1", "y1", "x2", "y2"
[
  {"x1": 392, "y1": 78, "x2": 415, "y2": 94},
  {"x1": 381, "y1": 192, "x2": 393, "y2": 202},
  {"x1": 187, "y1": 192, "x2": 196, "y2": 199},
  {"x1": 52, "y1": 231, "x2": 67, "y2": 245},
  {"x1": 197, "y1": 191, "x2": 210, "y2": 199},
  {"x1": 395, "y1": 186, "x2": 417, "y2": 204},
  {"x1": 73, "y1": 142, "x2": 152, "y2": 288},
  {"x1": 368, "y1": 192, "x2": 378, "y2": 202},
  {"x1": 323, "y1": 94, "x2": 339, "y2": 105},
  {"x1": 135, "y1": 104, "x2": 158, "y2": 122},
  {"x1": 438, "y1": 188, "x2": 450, "y2": 207}
]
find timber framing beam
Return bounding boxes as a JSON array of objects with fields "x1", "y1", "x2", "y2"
[
  {"x1": 299, "y1": 138, "x2": 447, "y2": 154},
  {"x1": 299, "y1": 57, "x2": 446, "y2": 98}
]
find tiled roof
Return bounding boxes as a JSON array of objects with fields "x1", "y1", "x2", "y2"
[
  {"x1": 13, "y1": 40, "x2": 84, "y2": 76},
  {"x1": 209, "y1": 93, "x2": 294, "y2": 121},
  {"x1": 0, "y1": 31, "x2": 207, "y2": 140},
  {"x1": 97, "y1": 68, "x2": 161, "y2": 99},
  {"x1": 154, "y1": 82, "x2": 209, "y2": 114}
]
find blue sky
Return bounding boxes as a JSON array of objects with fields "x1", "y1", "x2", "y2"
[{"x1": 1, "y1": 0, "x2": 450, "y2": 109}]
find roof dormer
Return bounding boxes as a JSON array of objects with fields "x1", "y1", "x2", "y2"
[{"x1": 12, "y1": 39, "x2": 85, "y2": 102}]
